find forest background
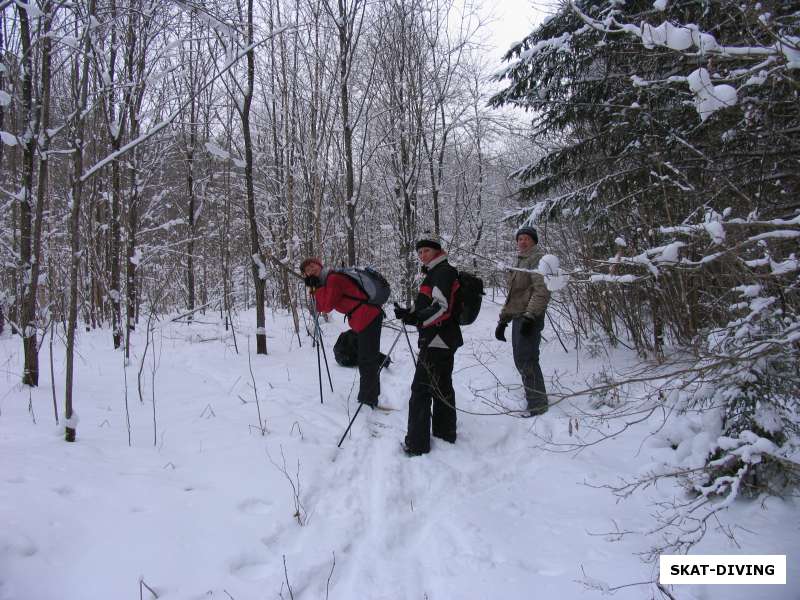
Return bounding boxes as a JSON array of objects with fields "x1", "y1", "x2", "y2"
[{"x1": 0, "y1": 0, "x2": 798, "y2": 590}]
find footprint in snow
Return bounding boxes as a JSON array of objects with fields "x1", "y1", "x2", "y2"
[
  {"x1": 0, "y1": 534, "x2": 37, "y2": 558},
  {"x1": 52, "y1": 485, "x2": 74, "y2": 497},
  {"x1": 534, "y1": 565, "x2": 567, "y2": 577},
  {"x1": 238, "y1": 498, "x2": 273, "y2": 515},
  {"x1": 231, "y1": 558, "x2": 272, "y2": 581}
]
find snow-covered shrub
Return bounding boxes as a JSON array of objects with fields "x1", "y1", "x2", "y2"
[{"x1": 588, "y1": 370, "x2": 623, "y2": 408}]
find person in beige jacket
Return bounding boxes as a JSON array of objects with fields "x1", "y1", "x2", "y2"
[{"x1": 495, "y1": 227, "x2": 550, "y2": 416}]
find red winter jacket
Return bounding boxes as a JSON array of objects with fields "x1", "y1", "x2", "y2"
[{"x1": 311, "y1": 271, "x2": 381, "y2": 332}]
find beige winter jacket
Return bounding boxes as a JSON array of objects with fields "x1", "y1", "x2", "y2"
[{"x1": 499, "y1": 246, "x2": 550, "y2": 323}]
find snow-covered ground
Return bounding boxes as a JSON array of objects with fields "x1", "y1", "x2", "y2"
[{"x1": 1, "y1": 300, "x2": 797, "y2": 600}]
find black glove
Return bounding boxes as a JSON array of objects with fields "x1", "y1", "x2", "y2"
[
  {"x1": 393, "y1": 303, "x2": 417, "y2": 325},
  {"x1": 494, "y1": 321, "x2": 508, "y2": 342},
  {"x1": 304, "y1": 275, "x2": 321, "y2": 289},
  {"x1": 520, "y1": 314, "x2": 536, "y2": 336}
]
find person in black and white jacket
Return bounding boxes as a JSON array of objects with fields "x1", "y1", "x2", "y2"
[{"x1": 394, "y1": 238, "x2": 463, "y2": 456}]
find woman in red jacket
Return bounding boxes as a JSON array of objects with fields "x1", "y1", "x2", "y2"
[{"x1": 300, "y1": 258, "x2": 383, "y2": 408}]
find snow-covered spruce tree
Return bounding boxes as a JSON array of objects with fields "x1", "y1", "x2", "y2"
[{"x1": 492, "y1": 0, "x2": 799, "y2": 535}]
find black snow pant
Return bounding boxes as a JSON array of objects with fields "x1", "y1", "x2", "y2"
[
  {"x1": 511, "y1": 314, "x2": 547, "y2": 411},
  {"x1": 404, "y1": 347, "x2": 456, "y2": 454},
  {"x1": 356, "y1": 312, "x2": 383, "y2": 406}
]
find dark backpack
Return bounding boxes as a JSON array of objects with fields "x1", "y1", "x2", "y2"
[
  {"x1": 333, "y1": 330, "x2": 389, "y2": 368},
  {"x1": 333, "y1": 330, "x2": 360, "y2": 367},
  {"x1": 455, "y1": 271, "x2": 484, "y2": 325},
  {"x1": 335, "y1": 266, "x2": 391, "y2": 307}
]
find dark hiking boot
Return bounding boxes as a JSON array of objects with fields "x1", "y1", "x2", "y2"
[
  {"x1": 401, "y1": 441, "x2": 427, "y2": 457},
  {"x1": 522, "y1": 405, "x2": 548, "y2": 418}
]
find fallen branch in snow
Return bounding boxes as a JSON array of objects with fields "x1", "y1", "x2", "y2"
[
  {"x1": 169, "y1": 299, "x2": 218, "y2": 323},
  {"x1": 577, "y1": 565, "x2": 677, "y2": 600}
]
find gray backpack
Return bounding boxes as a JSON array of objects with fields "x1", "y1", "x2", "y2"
[{"x1": 335, "y1": 266, "x2": 391, "y2": 306}]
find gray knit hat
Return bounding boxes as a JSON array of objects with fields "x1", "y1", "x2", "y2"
[{"x1": 515, "y1": 226, "x2": 538, "y2": 244}]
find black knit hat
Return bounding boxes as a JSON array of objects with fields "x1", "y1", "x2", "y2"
[
  {"x1": 415, "y1": 238, "x2": 442, "y2": 251},
  {"x1": 515, "y1": 226, "x2": 538, "y2": 244}
]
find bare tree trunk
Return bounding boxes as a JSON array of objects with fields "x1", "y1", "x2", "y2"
[
  {"x1": 110, "y1": 154, "x2": 123, "y2": 348},
  {"x1": 333, "y1": 0, "x2": 360, "y2": 266},
  {"x1": 0, "y1": 11, "x2": 10, "y2": 336},
  {"x1": 468, "y1": 77, "x2": 485, "y2": 265},
  {"x1": 18, "y1": 6, "x2": 37, "y2": 383},
  {"x1": 125, "y1": 118, "x2": 139, "y2": 358},
  {"x1": 65, "y1": 0, "x2": 97, "y2": 442},
  {"x1": 239, "y1": 0, "x2": 267, "y2": 354},
  {"x1": 184, "y1": 13, "x2": 200, "y2": 321},
  {"x1": 421, "y1": 102, "x2": 448, "y2": 237},
  {"x1": 105, "y1": 0, "x2": 124, "y2": 350},
  {"x1": 0, "y1": 10, "x2": 5, "y2": 175},
  {"x1": 221, "y1": 104, "x2": 234, "y2": 329},
  {"x1": 121, "y1": 0, "x2": 152, "y2": 358},
  {"x1": 125, "y1": 177, "x2": 138, "y2": 355},
  {"x1": 87, "y1": 186, "x2": 99, "y2": 330},
  {"x1": 187, "y1": 149, "x2": 196, "y2": 319},
  {"x1": 10, "y1": 190, "x2": 19, "y2": 336},
  {"x1": 18, "y1": 2, "x2": 55, "y2": 386}
]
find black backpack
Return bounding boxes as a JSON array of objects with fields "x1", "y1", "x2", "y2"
[
  {"x1": 333, "y1": 330, "x2": 360, "y2": 367},
  {"x1": 455, "y1": 271, "x2": 484, "y2": 325},
  {"x1": 333, "y1": 330, "x2": 389, "y2": 368},
  {"x1": 335, "y1": 266, "x2": 391, "y2": 306}
]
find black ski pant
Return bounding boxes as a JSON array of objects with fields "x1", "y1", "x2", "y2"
[
  {"x1": 511, "y1": 314, "x2": 547, "y2": 410},
  {"x1": 357, "y1": 312, "x2": 383, "y2": 406},
  {"x1": 405, "y1": 347, "x2": 456, "y2": 454}
]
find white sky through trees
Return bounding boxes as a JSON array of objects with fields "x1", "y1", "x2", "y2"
[{"x1": 482, "y1": 0, "x2": 554, "y2": 60}]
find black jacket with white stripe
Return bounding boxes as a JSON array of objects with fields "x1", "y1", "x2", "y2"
[{"x1": 412, "y1": 254, "x2": 463, "y2": 351}]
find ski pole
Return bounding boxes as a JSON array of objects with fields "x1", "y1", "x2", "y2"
[
  {"x1": 314, "y1": 310, "x2": 324, "y2": 404},
  {"x1": 402, "y1": 322, "x2": 417, "y2": 368},
  {"x1": 311, "y1": 297, "x2": 334, "y2": 394},
  {"x1": 313, "y1": 304, "x2": 334, "y2": 393},
  {"x1": 337, "y1": 327, "x2": 404, "y2": 448}
]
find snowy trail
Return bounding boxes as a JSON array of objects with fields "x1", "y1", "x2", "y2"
[{"x1": 296, "y1": 331, "x2": 559, "y2": 599}]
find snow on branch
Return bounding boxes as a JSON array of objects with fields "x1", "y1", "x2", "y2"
[
  {"x1": 570, "y1": 1, "x2": 793, "y2": 60},
  {"x1": 172, "y1": 0, "x2": 242, "y2": 41},
  {"x1": 568, "y1": 1, "x2": 798, "y2": 120},
  {"x1": 494, "y1": 25, "x2": 592, "y2": 79}
]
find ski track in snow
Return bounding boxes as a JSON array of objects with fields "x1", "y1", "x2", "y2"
[{"x1": 0, "y1": 306, "x2": 798, "y2": 600}]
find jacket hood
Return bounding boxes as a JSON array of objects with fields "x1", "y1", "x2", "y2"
[{"x1": 319, "y1": 267, "x2": 331, "y2": 285}]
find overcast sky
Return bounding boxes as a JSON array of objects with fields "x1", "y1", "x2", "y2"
[{"x1": 481, "y1": 0, "x2": 554, "y2": 62}]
